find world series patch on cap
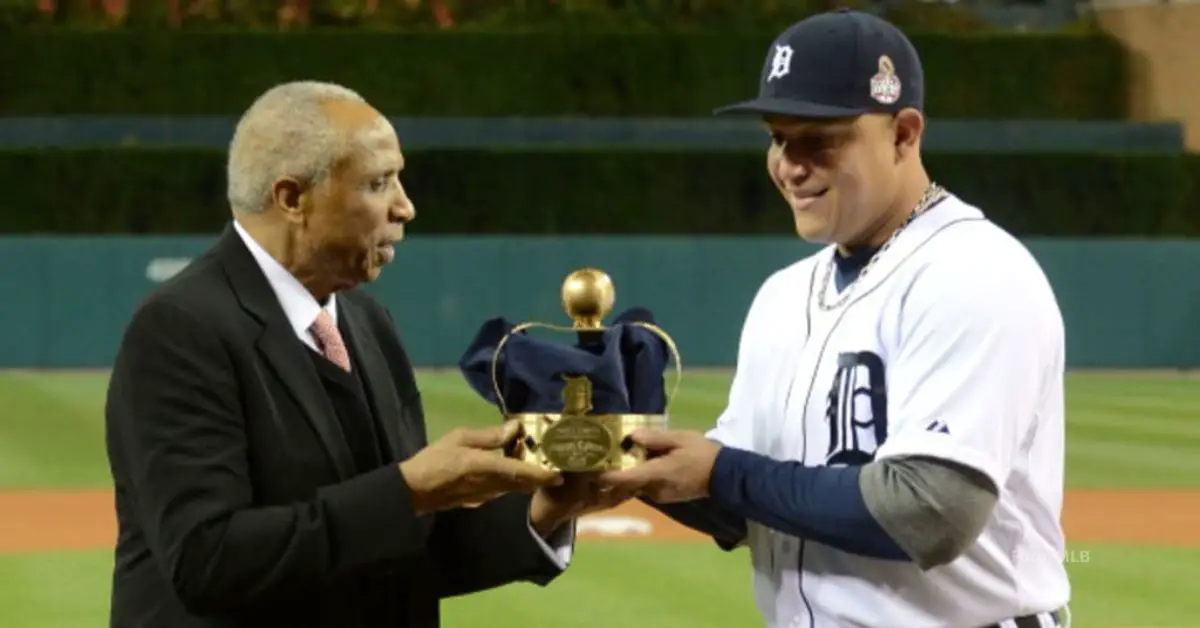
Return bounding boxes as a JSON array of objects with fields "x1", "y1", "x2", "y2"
[
  {"x1": 714, "y1": 8, "x2": 925, "y2": 119},
  {"x1": 458, "y1": 268, "x2": 683, "y2": 473}
]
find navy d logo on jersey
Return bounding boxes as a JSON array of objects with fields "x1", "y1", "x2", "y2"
[{"x1": 824, "y1": 351, "x2": 888, "y2": 466}]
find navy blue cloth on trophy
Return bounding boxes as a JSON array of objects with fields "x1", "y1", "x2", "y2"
[{"x1": 458, "y1": 307, "x2": 672, "y2": 416}]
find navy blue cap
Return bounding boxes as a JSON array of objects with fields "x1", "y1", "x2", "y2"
[{"x1": 714, "y1": 9, "x2": 924, "y2": 119}]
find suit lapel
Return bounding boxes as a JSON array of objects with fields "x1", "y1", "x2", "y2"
[
  {"x1": 213, "y1": 225, "x2": 357, "y2": 479},
  {"x1": 339, "y1": 299, "x2": 406, "y2": 460},
  {"x1": 256, "y1": 321, "x2": 358, "y2": 478}
]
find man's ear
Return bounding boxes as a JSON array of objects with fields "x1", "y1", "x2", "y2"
[
  {"x1": 893, "y1": 108, "x2": 924, "y2": 160},
  {"x1": 270, "y1": 177, "x2": 306, "y2": 224}
]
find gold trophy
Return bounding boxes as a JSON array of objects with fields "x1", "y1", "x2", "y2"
[{"x1": 459, "y1": 268, "x2": 682, "y2": 472}]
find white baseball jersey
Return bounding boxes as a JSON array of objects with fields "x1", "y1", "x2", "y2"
[{"x1": 707, "y1": 195, "x2": 1070, "y2": 627}]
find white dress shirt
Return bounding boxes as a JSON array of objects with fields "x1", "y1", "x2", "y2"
[{"x1": 233, "y1": 221, "x2": 574, "y2": 569}]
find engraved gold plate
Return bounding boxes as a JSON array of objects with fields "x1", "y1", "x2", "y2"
[{"x1": 540, "y1": 416, "x2": 613, "y2": 472}]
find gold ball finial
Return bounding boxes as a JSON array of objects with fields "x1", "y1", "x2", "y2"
[{"x1": 561, "y1": 268, "x2": 615, "y2": 329}]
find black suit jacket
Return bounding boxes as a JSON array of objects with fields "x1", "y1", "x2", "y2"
[{"x1": 104, "y1": 225, "x2": 568, "y2": 628}]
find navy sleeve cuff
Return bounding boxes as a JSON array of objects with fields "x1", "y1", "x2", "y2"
[{"x1": 707, "y1": 447, "x2": 908, "y2": 561}]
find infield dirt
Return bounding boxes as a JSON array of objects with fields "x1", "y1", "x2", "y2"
[{"x1": 1, "y1": 489, "x2": 1198, "y2": 554}]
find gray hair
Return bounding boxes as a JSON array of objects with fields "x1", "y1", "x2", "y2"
[{"x1": 226, "y1": 80, "x2": 367, "y2": 214}]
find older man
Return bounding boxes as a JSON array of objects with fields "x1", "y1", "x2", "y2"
[{"x1": 105, "y1": 81, "x2": 585, "y2": 628}]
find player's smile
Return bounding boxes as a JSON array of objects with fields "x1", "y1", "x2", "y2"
[{"x1": 788, "y1": 186, "x2": 830, "y2": 211}]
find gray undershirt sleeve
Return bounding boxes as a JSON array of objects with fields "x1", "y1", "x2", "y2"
[{"x1": 859, "y1": 456, "x2": 999, "y2": 570}]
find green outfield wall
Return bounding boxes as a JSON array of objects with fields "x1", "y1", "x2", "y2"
[
  {"x1": 0, "y1": 31, "x2": 1128, "y2": 120},
  {"x1": 1, "y1": 235, "x2": 1195, "y2": 370}
]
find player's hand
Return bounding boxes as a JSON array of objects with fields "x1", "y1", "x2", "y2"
[
  {"x1": 399, "y1": 421, "x2": 564, "y2": 516},
  {"x1": 529, "y1": 472, "x2": 638, "y2": 537},
  {"x1": 597, "y1": 429, "x2": 723, "y2": 504}
]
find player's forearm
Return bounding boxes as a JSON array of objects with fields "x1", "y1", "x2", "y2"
[
  {"x1": 639, "y1": 497, "x2": 748, "y2": 550},
  {"x1": 707, "y1": 447, "x2": 909, "y2": 560},
  {"x1": 707, "y1": 448, "x2": 996, "y2": 566}
]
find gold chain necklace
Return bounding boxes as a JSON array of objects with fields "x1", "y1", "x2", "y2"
[{"x1": 816, "y1": 183, "x2": 947, "y2": 311}]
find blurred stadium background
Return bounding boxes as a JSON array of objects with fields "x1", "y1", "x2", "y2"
[{"x1": 2, "y1": 0, "x2": 1199, "y2": 626}]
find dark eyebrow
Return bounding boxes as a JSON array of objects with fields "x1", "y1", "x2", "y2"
[{"x1": 765, "y1": 120, "x2": 857, "y2": 139}]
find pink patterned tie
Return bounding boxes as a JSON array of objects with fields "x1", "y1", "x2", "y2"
[{"x1": 310, "y1": 310, "x2": 351, "y2": 372}]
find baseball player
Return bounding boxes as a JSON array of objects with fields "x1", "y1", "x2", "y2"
[{"x1": 597, "y1": 10, "x2": 1071, "y2": 628}]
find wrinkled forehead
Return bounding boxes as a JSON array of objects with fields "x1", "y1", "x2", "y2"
[
  {"x1": 352, "y1": 120, "x2": 401, "y2": 160},
  {"x1": 324, "y1": 102, "x2": 403, "y2": 173}
]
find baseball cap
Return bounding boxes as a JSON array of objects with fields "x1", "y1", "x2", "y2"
[{"x1": 714, "y1": 9, "x2": 924, "y2": 119}]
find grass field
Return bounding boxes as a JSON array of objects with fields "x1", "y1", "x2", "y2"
[{"x1": 2, "y1": 369, "x2": 1199, "y2": 627}]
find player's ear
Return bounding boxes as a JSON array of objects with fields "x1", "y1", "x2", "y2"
[{"x1": 892, "y1": 109, "x2": 924, "y2": 162}]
